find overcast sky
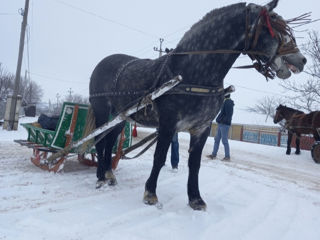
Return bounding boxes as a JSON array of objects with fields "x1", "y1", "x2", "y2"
[{"x1": 1, "y1": 0, "x2": 320, "y2": 122}]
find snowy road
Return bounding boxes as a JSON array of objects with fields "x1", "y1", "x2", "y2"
[{"x1": 1, "y1": 126, "x2": 320, "y2": 240}]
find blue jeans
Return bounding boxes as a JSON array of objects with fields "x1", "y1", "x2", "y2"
[
  {"x1": 171, "y1": 133, "x2": 179, "y2": 168},
  {"x1": 212, "y1": 124, "x2": 230, "y2": 158}
]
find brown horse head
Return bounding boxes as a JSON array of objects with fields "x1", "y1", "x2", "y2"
[{"x1": 274, "y1": 104, "x2": 304, "y2": 123}]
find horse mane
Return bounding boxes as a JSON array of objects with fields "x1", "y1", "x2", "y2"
[
  {"x1": 177, "y1": 3, "x2": 246, "y2": 47},
  {"x1": 279, "y1": 105, "x2": 304, "y2": 114}
]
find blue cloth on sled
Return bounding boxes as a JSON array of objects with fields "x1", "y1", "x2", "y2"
[{"x1": 38, "y1": 114, "x2": 59, "y2": 131}]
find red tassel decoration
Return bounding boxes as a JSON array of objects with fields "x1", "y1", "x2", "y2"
[
  {"x1": 132, "y1": 123, "x2": 137, "y2": 137},
  {"x1": 260, "y1": 9, "x2": 275, "y2": 38}
]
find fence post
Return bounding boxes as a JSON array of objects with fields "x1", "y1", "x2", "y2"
[{"x1": 277, "y1": 131, "x2": 281, "y2": 147}]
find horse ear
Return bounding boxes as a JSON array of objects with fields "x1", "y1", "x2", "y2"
[{"x1": 265, "y1": 0, "x2": 279, "y2": 11}]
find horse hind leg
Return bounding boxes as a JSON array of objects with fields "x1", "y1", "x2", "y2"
[
  {"x1": 96, "y1": 121, "x2": 126, "y2": 188},
  {"x1": 314, "y1": 130, "x2": 320, "y2": 141},
  {"x1": 93, "y1": 105, "x2": 110, "y2": 186},
  {"x1": 91, "y1": 98, "x2": 124, "y2": 188},
  {"x1": 295, "y1": 134, "x2": 301, "y2": 155}
]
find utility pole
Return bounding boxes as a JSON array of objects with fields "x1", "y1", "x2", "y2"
[
  {"x1": 68, "y1": 88, "x2": 73, "y2": 98},
  {"x1": 56, "y1": 93, "x2": 60, "y2": 108},
  {"x1": 4, "y1": 0, "x2": 30, "y2": 130},
  {"x1": 153, "y1": 38, "x2": 165, "y2": 57}
]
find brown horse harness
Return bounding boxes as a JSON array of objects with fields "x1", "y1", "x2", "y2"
[{"x1": 283, "y1": 111, "x2": 320, "y2": 133}]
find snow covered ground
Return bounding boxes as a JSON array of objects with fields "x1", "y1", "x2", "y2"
[{"x1": 1, "y1": 118, "x2": 320, "y2": 240}]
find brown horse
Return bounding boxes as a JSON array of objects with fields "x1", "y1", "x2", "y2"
[{"x1": 274, "y1": 104, "x2": 320, "y2": 154}]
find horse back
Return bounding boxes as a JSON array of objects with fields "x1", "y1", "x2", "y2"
[
  {"x1": 89, "y1": 54, "x2": 173, "y2": 122},
  {"x1": 90, "y1": 54, "x2": 137, "y2": 93},
  {"x1": 288, "y1": 111, "x2": 320, "y2": 134}
]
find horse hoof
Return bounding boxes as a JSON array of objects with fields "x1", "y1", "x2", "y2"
[
  {"x1": 143, "y1": 191, "x2": 158, "y2": 205},
  {"x1": 286, "y1": 151, "x2": 291, "y2": 155},
  {"x1": 105, "y1": 171, "x2": 117, "y2": 186},
  {"x1": 96, "y1": 180, "x2": 107, "y2": 189},
  {"x1": 189, "y1": 198, "x2": 207, "y2": 211},
  {"x1": 295, "y1": 151, "x2": 301, "y2": 155}
]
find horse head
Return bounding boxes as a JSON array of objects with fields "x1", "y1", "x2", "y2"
[
  {"x1": 274, "y1": 104, "x2": 285, "y2": 123},
  {"x1": 274, "y1": 104, "x2": 304, "y2": 123},
  {"x1": 247, "y1": 0, "x2": 306, "y2": 79}
]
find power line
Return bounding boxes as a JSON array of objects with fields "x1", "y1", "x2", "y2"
[
  {"x1": 50, "y1": 0, "x2": 159, "y2": 39},
  {"x1": 29, "y1": 72, "x2": 88, "y2": 84},
  {"x1": 49, "y1": 0, "x2": 192, "y2": 58},
  {"x1": 0, "y1": 13, "x2": 16, "y2": 15},
  {"x1": 228, "y1": 83, "x2": 288, "y2": 98}
]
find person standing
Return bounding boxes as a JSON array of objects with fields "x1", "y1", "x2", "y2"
[
  {"x1": 207, "y1": 94, "x2": 234, "y2": 161},
  {"x1": 171, "y1": 133, "x2": 179, "y2": 171}
]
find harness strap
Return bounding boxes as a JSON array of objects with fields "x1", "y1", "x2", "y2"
[
  {"x1": 122, "y1": 135, "x2": 158, "y2": 160},
  {"x1": 165, "y1": 84, "x2": 224, "y2": 96},
  {"x1": 89, "y1": 89, "x2": 149, "y2": 99},
  {"x1": 121, "y1": 131, "x2": 158, "y2": 160},
  {"x1": 90, "y1": 83, "x2": 228, "y2": 98},
  {"x1": 113, "y1": 58, "x2": 139, "y2": 90}
]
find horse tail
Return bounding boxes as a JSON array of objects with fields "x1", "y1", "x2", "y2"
[{"x1": 79, "y1": 105, "x2": 96, "y2": 154}]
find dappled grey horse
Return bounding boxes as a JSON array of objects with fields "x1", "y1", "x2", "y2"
[{"x1": 89, "y1": 0, "x2": 306, "y2": 210}]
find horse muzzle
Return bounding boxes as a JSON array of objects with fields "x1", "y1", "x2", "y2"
[{"x1": 272, "y1": 52, "x2": 306, "y2": 79}]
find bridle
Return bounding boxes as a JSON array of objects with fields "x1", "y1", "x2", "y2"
[
  {"x1": 240, "y1": 7, "x2": 299, "y2": 79},
  {"x1": 90, "y1": 6, "x2": 300, "y2": 100},
  {"x1": 171, "y1": 6, "x2": 299, "y2": 80},
  {"x1": 274, "y1": 108, "x2": 284, "y2": 123}
]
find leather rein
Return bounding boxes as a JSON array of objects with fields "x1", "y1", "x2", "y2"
[
  {"x1": 169, "y1": 7, "x2": 299, "y2": 80},
  {"x1": 90, "y1": 7, "x2": 299, "y2": 100}
]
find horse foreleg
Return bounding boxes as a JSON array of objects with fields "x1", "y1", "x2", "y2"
[
  {"x1": 187, "y1": 126, "x2": 210, "y2": 211},
  {"x1": 295, "y1": 134, "x2": 301, "y2": 155},
  {"x1": 144, "y1": 128, "x2": 174, "y2": 205},
  {"x1": 286, "y1": 132, "x2": 292, "y2": 155}
]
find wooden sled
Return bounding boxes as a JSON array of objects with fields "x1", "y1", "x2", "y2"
[{"x1": 15, "y1": 102, "x2": 132, "y2": 172}]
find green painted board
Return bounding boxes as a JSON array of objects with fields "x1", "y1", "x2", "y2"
[{"x1": 21, "y1": 102, "x2": 132, "y2": 154}]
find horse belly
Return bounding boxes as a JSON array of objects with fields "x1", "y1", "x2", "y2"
[{"x1": 158, "y1": 95, "x2": 222, "y2": 132}]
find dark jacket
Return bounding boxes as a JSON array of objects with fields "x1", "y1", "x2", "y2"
[
  {"x1": 216, "y1": 98, "x2": 234, "y2": 126},
  {"x1": 38, "y1": 114, "x2": 59, "y2": 131}
]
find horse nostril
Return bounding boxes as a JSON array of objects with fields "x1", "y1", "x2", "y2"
[{"x1": 302, "y1": 58, "x2": 307, "y2": 64}]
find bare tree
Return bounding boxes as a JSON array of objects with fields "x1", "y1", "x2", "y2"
[
  {"x1": 0, "y1": 64, "x2": 14, "y2": 119},
  {"x1": 0, "y1": 63, "x2": 44, "y2": 118},
  {"x1": 303, "y1": 31, "x2": 320, "y2": 79},
  {"x1": 0, "y1": 63, "x2": 14, "y2": 102},
  {"x1": 246, "y1": 96, "x2": 282, "y2": 122},
  {"x1": 279, "y1": 31, "x2": 320, "y2": 112},
  {"x1": 64, "y1": 93, "x2": 89, "y2": 104},
  {"x1": 19, "y1": 77, "x2": 43, "y2": 106}
]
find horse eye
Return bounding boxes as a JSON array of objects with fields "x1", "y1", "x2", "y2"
[{"x1": 270, "y1": 14, "x2": 277, "y2": 21}]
